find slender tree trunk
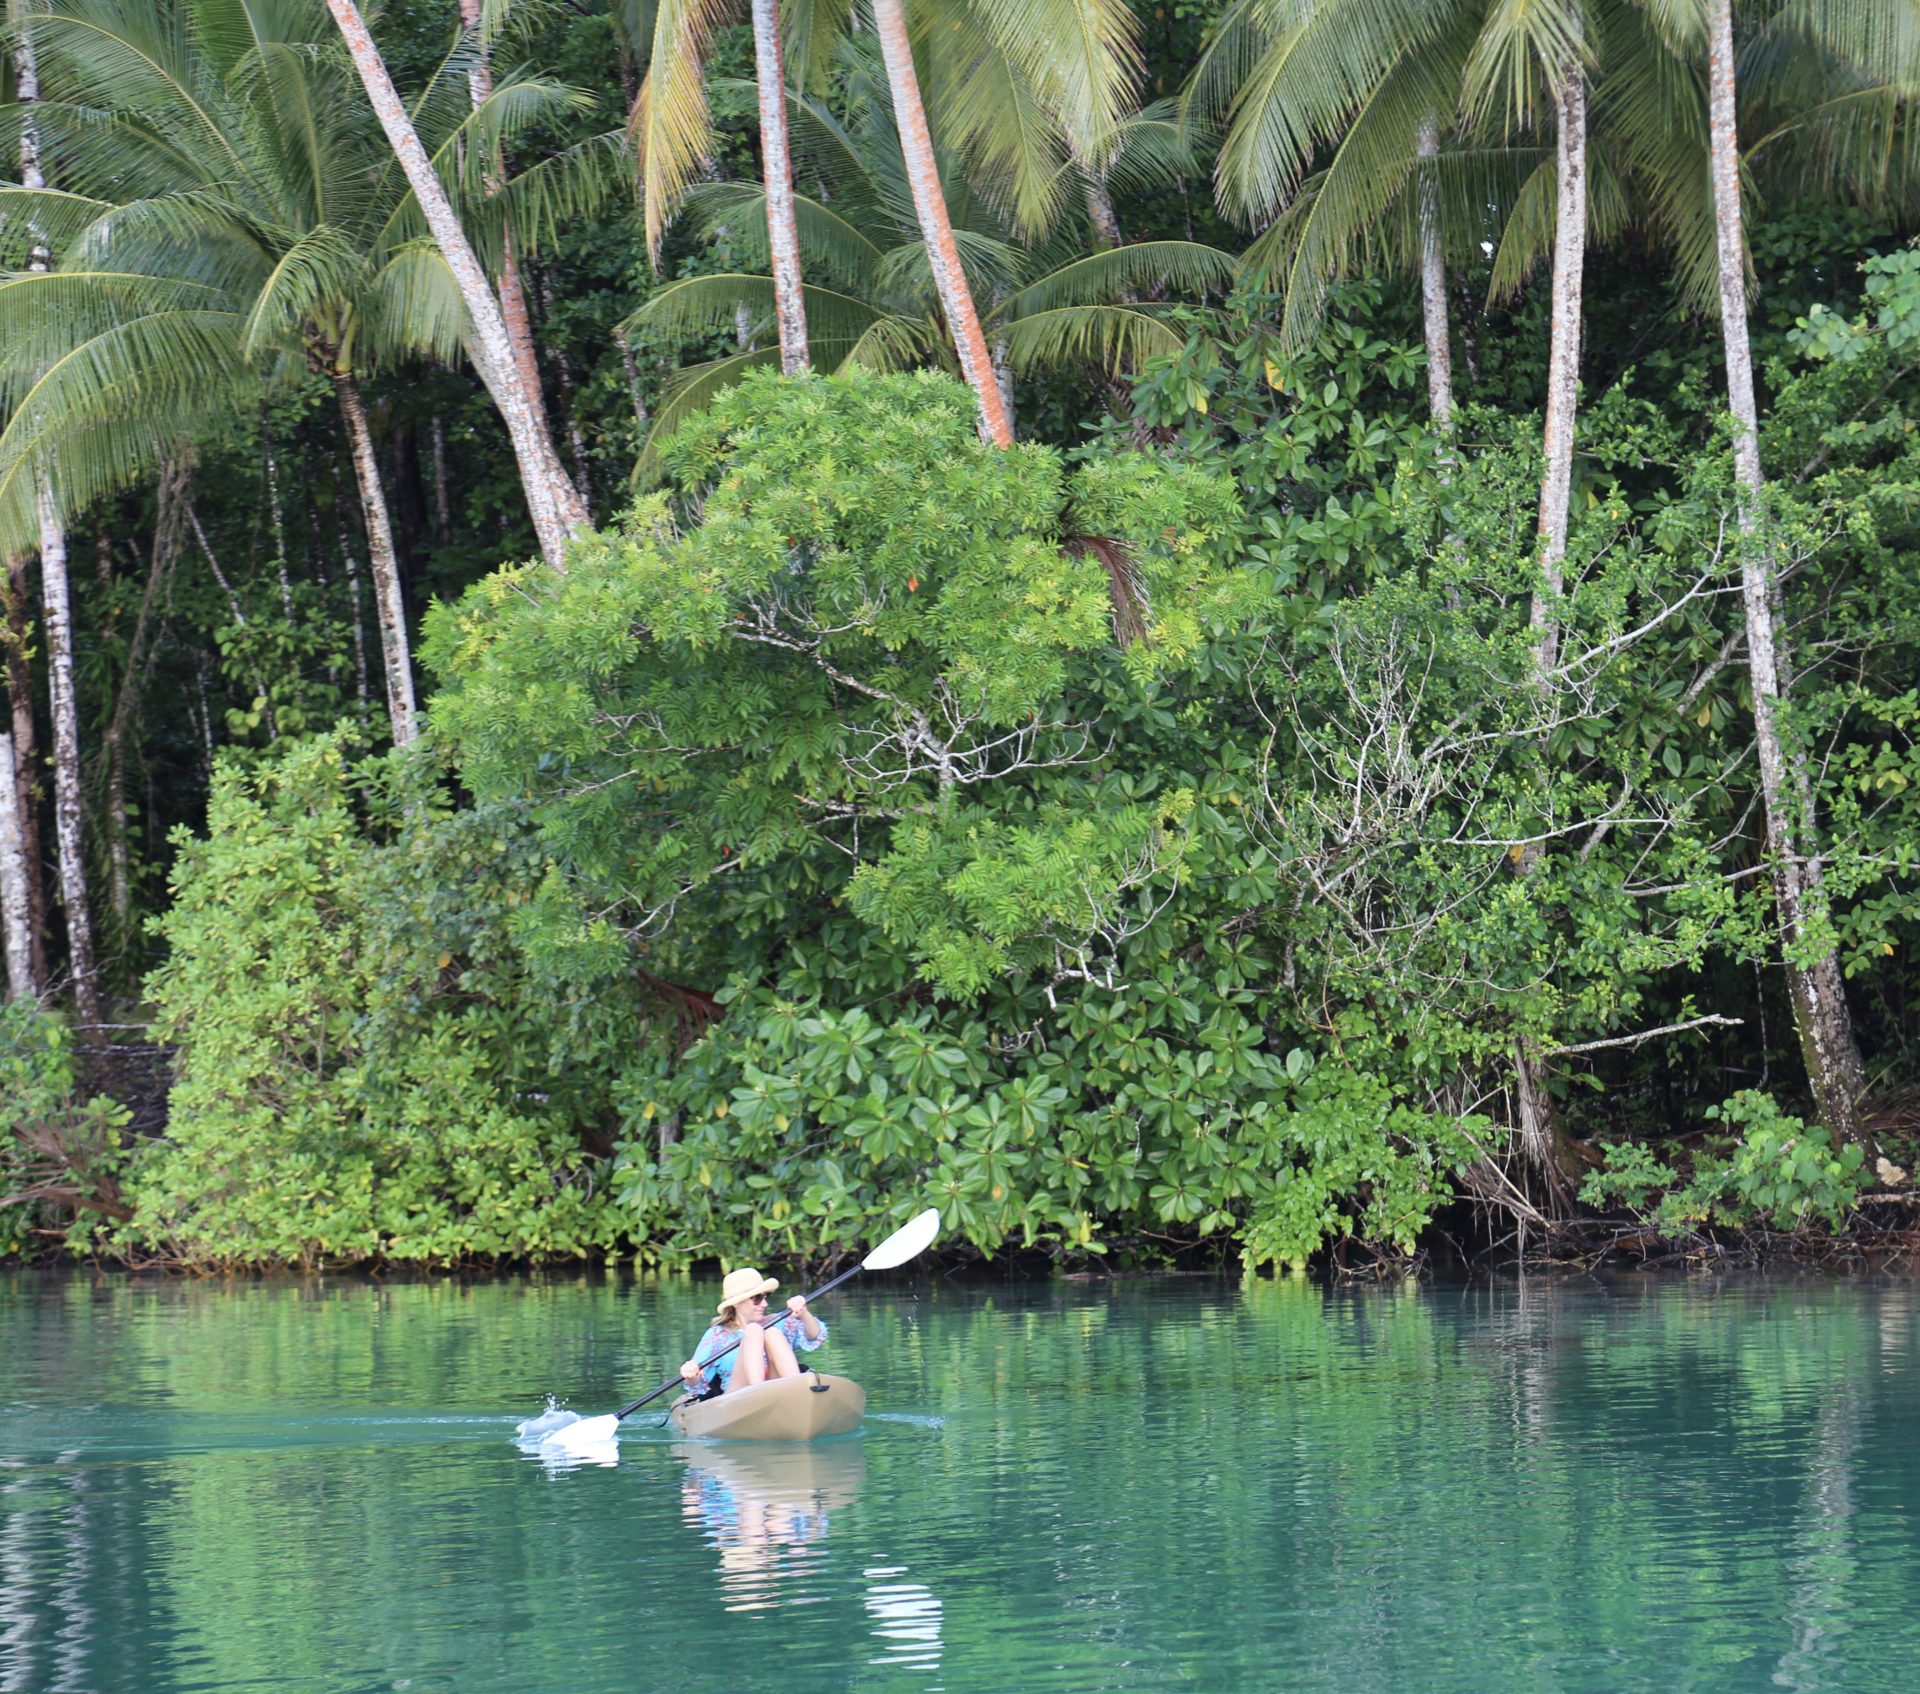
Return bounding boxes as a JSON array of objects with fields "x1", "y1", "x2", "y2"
[
  {"x1": 332, "y1": 370, "x2": 419, "y2": 745},
  {"x1": 1416, "y1": 118, "x2": 1454, "y2": 430},
  {"x1": 262, "y1": 407, "x2": 294, "y2": 620},
  {"x1": 18, "y1": 23, "x2": 99, "y2": 1029},
  {"x1": 1533, "y1": 68, "x2": 1587, "y2": 677},
  {"x1": 1706, "y1": 0, "x2": 1868, "y2": 1141},
  {"x1": 750, "y1": 0, "x2": 810, "y2": 373},
  {"x1": 334, "y1": 500, "x2": 372, "y2": 712},
  {"x1": 3, "y1": 555, "x2": 47, "y2": 990},
  {"x1": 428, "y1": 413, "x2": 452, "y2": 544},
  {"x1": 455, "y1": 0, "x2": 578, "y2": 509},
  {"x1": 535, "y1": 267, "x2": 595, "y2": 518},
  {"x1": 104, "y1": 464, "x2": 181, "y2": 928},
  {"x1": 991, "y1": 330, "x2": 1015, "y2": 426},
  {"x1": 615, "y1": 328, "x2": 651, "y2": 432},
  {"x1": 0, "y1": 711, "x2": 28, "y2": 997},
  {"x1": 1510, "y1": 67, "x2": 1589, "y2": 1195},
  {"x1": 326, "y1": 0, "x2": 587, "y2": 570},
  {"x1": 37, "y1": 482, "x2": 100, "y2": 1028},
  {"x1": 1083, "y1": 168, "x2": 1124, "y2": 251},
  {"x1": 871, "y1": 0, "x2": 1014, "y2": 446}
]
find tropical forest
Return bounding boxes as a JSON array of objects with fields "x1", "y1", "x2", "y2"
[{"x1": 3, "y1": 0, "x2": 1919, "y2": 1276}]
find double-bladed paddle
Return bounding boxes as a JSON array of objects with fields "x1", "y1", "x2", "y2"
[{"x1": 530, "y1": 1207, "x2": 940, "y2": 1450}]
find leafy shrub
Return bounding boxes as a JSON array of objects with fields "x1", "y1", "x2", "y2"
[
  {"x1": 1709, "y1": 1091, "x2": 1870, "y2": 1232},
  {"x1": 0, "y1": 1001, "x2": 129, "y2": 1258},
  {"x1": 1581, "y1": 1094, "x2": 1870, "y2": 1234},
  {"x1": 125, "y1": 733, "x2": 633, "y2": 1266},
  {"x1": 1579, "y1": 1141, "x2": 1679, "y2": 1219}
]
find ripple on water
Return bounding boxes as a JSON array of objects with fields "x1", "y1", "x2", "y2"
[{"x1": 2, "y1": 1273, "x2": 1918, "y2": 1693}]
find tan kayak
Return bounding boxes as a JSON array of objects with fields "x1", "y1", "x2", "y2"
[{"x1": 669, "y1": 1372, "x2": 866, "y2": 1440}]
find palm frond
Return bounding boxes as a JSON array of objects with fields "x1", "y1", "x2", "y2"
[
  {"x1": 634, "y1": 0, "x2": 737, "y2": 265},
  {"x1": 958, "y1": 0, "x2": 1143, "y2": 161},
  {"x1": 680, "y1": 181, "x2": 886, "y2": 293},
  {"x1": 484, "y1": 129, "x2": 632, "y2": 257},
  {"x1": 999, "y1": 302, "x2": 1184, "y2": 373},
  {"x1": 1214, "y1": 0, "x2": 1458, "y2": 224},
  {"x1": 1001, "y1": 240, "x2": 1236, "y2": 317},
  {"x1": 241, "y1": 222, "x2": 364, "y2": 356},
  {"x1": 627, "y1": 273, "x2": 882, "y2": 349},
  {"x1": 360, "y1": 239, "x2": 471, "y2": 367},
  {"x1": 1463, "y1": 0, "x2": 1592, "y2": 129},
  {"x1": 0, "y1": 307, "x2": 252, "y2": 553},
  {"x1": 632, "y1": 345, "x2": 779, "y2": 485},
  {"x1": 0, "y1": 186, "x2": 112, "y2": 267}
]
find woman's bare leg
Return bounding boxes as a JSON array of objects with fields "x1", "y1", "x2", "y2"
[
  {"x1": 731, "y1": 1322, "x2": 802, "y2": 1389},
  {"x1": 761, "y1": 1324, "x2": 800, "y2": 1379},
  {"x1": 735, "y1": 1322, "x2": 769, "y2": 1387}
]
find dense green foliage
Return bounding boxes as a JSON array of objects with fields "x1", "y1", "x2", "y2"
[
  {"x1": 124, "y1": 736, "x2": 635, "y2": 1265},
  {"x1": 3, "y1": 1, "x2": 1918, "y2": 1267}
]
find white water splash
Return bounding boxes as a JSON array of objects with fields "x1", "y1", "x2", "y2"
[{"x1": 514, "y1": 1397, "x2": 584, "y2": 1443}]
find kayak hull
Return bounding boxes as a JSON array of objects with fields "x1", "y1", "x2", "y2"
[{"x1": 669, "y1": 1372, "x2": 865, "y2": 1441}]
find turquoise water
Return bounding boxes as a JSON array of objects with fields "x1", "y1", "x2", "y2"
[{"x1": 1, "y1": 1270, "x2": 1916, "y2": 1693}]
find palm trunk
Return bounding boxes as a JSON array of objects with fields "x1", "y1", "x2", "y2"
[
  {"x1": 1511, "y1": 67, "x2": 1589, "y2": 1195},
  {"x1": 332, "y1": 370, "x2": 419, "y2": 745},
  {"x1": 1416, "y1": 118, "x2": 1454, "y2": 430},
  {"x1": 326, "y1": 0, "x2": 587, "y2": 570},
  {"x1": 37, "y1": 480, "x2": 100, "y2": 1028},
  {"x1": 871, "y1": 0, "x2": 1014, "y2": 447},
  {"x1": 18, "y1": 24, "x2": 99, "y2": 1030},
  {"x1": 750, "y1": 0, "x2": 810, "y2": 373},
  {"x1": 1706, "y1": 0, "x2": 1868, "y2": 1141},
  {"x1": 455, "y1": 0, "x2": 578, "y2": 507},
  {"x1": 3, "y1": 555, "x2": 47, "y2": 991},
  {"x1": 0, "y1": 714, "x2": 28, "y2": 997},
  {"x1": 1533, "y1": 68, "x2": 1586, "y2": 676},
  {"x1": 1083, "y1": 167, "x2": 1124, "y2": 251}
]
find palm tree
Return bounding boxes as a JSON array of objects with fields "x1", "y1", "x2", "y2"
[
  {"x1": 633, "y1": 0, "x2": 1142, "y2": 443},
  {"x1": 627, "y1": 51, "x2": 1231, "y2": 475},
  {"x1": 10, "y1": 3, "x2": 97, "y2": 1024},
  {"x1": 1660, "y1": 0, "x2": 1920, "y2": 1143},
  {"x1": 750, "y1": 0, "x2": 809, "y2": 372},
  {"x1": 0, "y1": 1, "x2": 615, "y2": 744},
  {"x1": 456, "y1": 0, "x2": 575, "y2": 456},
  {"x1": 1188, "y1": 2, "x2": 1723, "y2": 430},
  {"x1": 326, "y1": 0, "x2": 594, "y2": 570},
  {"x1": 0, "y1": 707, "x2": 27, "y2": 996}
]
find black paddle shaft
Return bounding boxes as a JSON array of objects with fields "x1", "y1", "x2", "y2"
[{"x1": 612, "y1": 1260, "x2": 866, "y2": 1422}]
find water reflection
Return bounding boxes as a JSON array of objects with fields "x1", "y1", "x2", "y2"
[
  {"x1": 515, "y1": 1428, "x2": 621, "y2": 1472},
  {"x1": 863, "y1": 1565, "x2": 943, "y2": 1677},
  {"x1": 3, "y1": 1273, "x2": 1918, "y2": 1694},
  {"x1": 675, "y1": 1442, "x2": 867, "y2": 1612}
]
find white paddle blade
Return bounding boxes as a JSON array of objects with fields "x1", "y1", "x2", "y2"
[
  {"x1": 862, "y1": 1207, "x2": 940, "y2": 1271},
  {"x1": 547, "y1": 1412, "x2": 620, "y2": 1450}
]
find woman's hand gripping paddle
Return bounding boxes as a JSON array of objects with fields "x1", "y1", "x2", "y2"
[{"x1": 526, "y1": 1208, "x2": 940, "y2": 1451}]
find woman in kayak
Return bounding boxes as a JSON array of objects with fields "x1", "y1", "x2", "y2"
[{"x1": 680, "y1": 1266, "x2": 827, "y2": 1397}]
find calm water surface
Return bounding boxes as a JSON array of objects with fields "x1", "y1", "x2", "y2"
[{"x1": 1, "y1": 1270, "x2": 1916, "y2": 1693}]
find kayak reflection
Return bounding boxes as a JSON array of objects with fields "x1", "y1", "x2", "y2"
[{"x1": 674, "y1": 1440, "x2": 867, "y2": 1613}]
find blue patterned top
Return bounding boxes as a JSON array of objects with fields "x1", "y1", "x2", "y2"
[{"x1": 690, "y1": 1313, "x2": 827, "y2": 1394}]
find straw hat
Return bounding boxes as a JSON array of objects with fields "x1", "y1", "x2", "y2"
[{"x1": 717, "y1": 1266, "x2": 780, "y2": 1317}]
